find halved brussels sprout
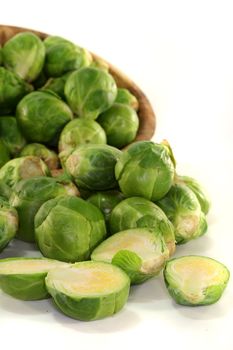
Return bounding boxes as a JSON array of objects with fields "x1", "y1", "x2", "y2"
[
  {"x1": 20, "y1": 143, "x2": 59, "y2": 170},
  {"x1": 44, "y1": 36, "x2": 92, "y2": 77},
  {"x1": 157, "y1": 183, "x2": 207, "y2": 244},
  {"x1": 115, "y1": 141, "x2": 175, "y2": 201},
  {"x1": 0, "y1": 139, "x2": 10, "y2": 168},
  {"x1": 64, "y1": 144, "x2": 121, "y2": 191},
  {"x1": 16, "y1": 91, "x2": 73, "y2": 145},
  {"x1": 40, "y1": 72, "x2": 71, "y2": 99},
  {"x1": 115, "y1": 88, "x2": 139, "y2": 110},
  {"x1": 45, "y1": 261, "x2": 130, "y2": 321},
  {"x1": 91, "y1": 228, "x2": 169, "y2": 284},
  {"x1": 9, "y1": 176, "x2": 74, "y2": 242},
  {"x1": 0, "y1": 257, "x2": 68, "y2": 300},
  {"x1": 2, "y1": 32, "x2": 45, "y2": 82},
  {"x1": 110, "y1": 197, "x2": 175, "y2": 256},
  {"x1": 87, "y1": 190, "x2": 124, "y2": 230},
  {"x1": 64, "y1": 67, "x2": 117, "y2": 119},
  {"x1": 0, "y1": 182, "x2": 12, "y2": 200},
  {"x1": 35, "y1": 195, "x2": 106, "y2": 262},
  {"x1": 58, "y1": 118, "x2": 107, "y2": 160},
  {"x1": 0, "y1": 67, "x2": 32, "y2": 115},
  {"x1": 97, "y1": 103, "x2": 139, "y2": 148},
  {"x1": 176, "y1": 175, "x2": 210, "y2": 214},
  {"x1": 164, "y1": 256, "x2": 230, "y2": 306},
  {"x1": 0, "y1": 198, "x2": 18, "y2": 252},
  {"x1": 0, "y1": 156, "x2": 50, "y2": 188},
  {"x1": 0, "y1": 116, "x2": 26, "y2": 156}
]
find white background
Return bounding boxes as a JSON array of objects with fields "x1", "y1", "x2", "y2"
[{"x1": 0, "y1": 1, "x2": 233, "y2": 349}]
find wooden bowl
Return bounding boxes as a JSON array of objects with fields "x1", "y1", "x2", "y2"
[{"x1": 0, "y1": 25, "x2": 156, "y2": 141}]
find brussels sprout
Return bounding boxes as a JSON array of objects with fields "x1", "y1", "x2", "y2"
[
  {"x1": 0, "y1": 156, "x2": 50, "y2": 188},
  {"x1": 115, "y1": 88, "x2": 139, "y2": 111},
  {"x1": 45, "y1": 261, "x2": 130, "y2": 321},
  {"x1": 44, "y1": 36, "x2": 92, "y2": 77},
  {"x1": 58, "y1": 119, "x2": 107, "y2": 161},
  {"x1": 40, "y1": 72, "x2": 71, "y2": 99},
  {"x1": 115, "y1": 141, "x2": 175, "y2": 201},
  {"x1": 0, "y1": 182, "x2": 12, "y2": 200},
  {"x1": 9, "y1": 176, "x2": 73, "y2": 242},
  {"x1": 16, "y1": 91, "x2": 73, "y2": 145},
  {"x1": 0, "y1": 116, "x2": 26, "y2": 156},
  {"x1": 91, "y1": 228, "x2": 169, "y2": 284},
  {"x1": 2, "y1": 32, "x2": 45, "y2": 82},
  {"x1": 109, "y1": 197, "x2": 175, "y2": 256},
  {"x1": 0, "y1": 257, "x2": 68, "y2": 300},
  {"x1": 0, "y1": 139, "x2": 10, "y2": 168},
  {"x1": 64, "y1": 67, "x2": 117, "y2": 119},
  {"x1": 157, "y1": 183, "x2": 207, "y2": 244},
  {"x1": 0, "y1": 198, "x2": 18, "y2": 252},
  {"x1": 64, "y1": 144, "x2": 121, "y2": 191},
  {"x1": 176, "y1": 175, "x2": 210, "y2": 214},
  {"x1": 87, "y1": 190, "x2": 124, "y2": 230},
  {"x1": 50, "y1": 169, "x2": 80, "y2": 197},
  {"x1": 35, "y1": 195, "x2": 106, "y2": 262},
  {"x1": 164, "y1": 256, "x2": 230, "y2": 306},
  {"x1": 90, "y1": 57, "x2": 109, "y2": 71},
  {"x1": 20, "y1": 143, "x2": 59, "y2": 170},
  {"x1": 0, "y1": 67, "x2": 32, "y2": 115},
  {"x1": 97, "y1": 103, "x2": 139, "y2": 148}
]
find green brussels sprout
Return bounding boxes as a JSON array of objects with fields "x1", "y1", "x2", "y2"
[
  {"x1": 90, "y1": 57, "x2": 109, "y2": 71},
  {"x1": 115, "y1": 88, "x2": 139, "y2": 110},
  {"x1": 58, "y1": 119, "x2": 107, "y2": 162},
  {"x1": 40, "y1": 72, "x2": 71, "y2": 99},
  {"x1": 0, "y1": 198, "x2": 18, "y2": 252},
  {"x1": 0, "y1": 116, "x2": 26, "y2": 156},
  {"x1": 2, "y1": 32, "x2": 45, "y2": 82},
  {"x1": 0, "y1": 67, "x2": 32, "y2": 115},
  {"x1": 97, "y1": 103, "x2": 139, "y2": 148},
  {"x1": 16, "y1": 91, "x2": 73, "y2": 145},
  {"x1": 115, "y1": 141, "x2": 175, "y2": 201},
  {"x1": 0, "y1": 156, "x2": 50, "y2": 188},
  {"x1": 20, "y1": 143, "x2": 59, "y2": 170},
  {"x1": 176, "y1": 175, "x2": 210, "y2": 214},
  {"x1": 0, "y1": 182, "x2": 12, "y2": 200},
  {"x1": 91, "y1": 228, "x2": 169, "y2": 284},
  {"x1": 9, "y1": 176, "x2": 73, "y2": 242},
  {"x1": 45, "y1": 261, "x2": 130, "y2": 321},
  {"x1": 164, "y1": 256, "x2": 230, "y2": 306},
  {"x1": 64, "y1": 67, "x2": 117, "y2": 119},
  {"x1": 87, "y1": 190, "x2": 124, "y2": 230},
  {"x1": 64, "y1": 144, "x2": 121, "y2": 191},
  {"x1": 0, "y1": 139, "x2": 10, "y2": 168},
  {"x1": 157, "y1": 183, "x2": 207, "y2": 244},
  {"x1": 44, "y1": 36, "x2": 92, "y2": 77},
  {"x1": 109, "y1": 197, "x2": 175, "y2": 256},
  {"x1": 35, "y1": 195, "x2": 106, "y2": 262},
  {"x1": 0, "y1": 257, "x2": 68, "y2": 300}
]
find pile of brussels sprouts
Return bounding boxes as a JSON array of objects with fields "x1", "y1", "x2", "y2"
[{"x1": 0, "y1": 32, "x2": 230, "y2": 321}]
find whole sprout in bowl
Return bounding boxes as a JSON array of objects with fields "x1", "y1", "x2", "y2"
[
  {"x1": 16, "y1": 91, "x2": 73, "y2": 145},
  {"x1": 35, "y1": 195, "x2": 107, "y2": 262},
  {"x1": 64, "y1": 144, "x2": 121, "y2": 191},
  {"x1": 0, "y1": 156, "x2": 50, "y2": 188},
  {"x1": 44, "y1": 36, "x2": 92, "y2": 77},
  {"x1": 115, "y1": 88, "x2": 139, "y2": 110},
  {"x1": 115, "y1": 141, "x2": 175, "y2": 201},
  {"x1": 64, "y1": 67, "x2": 117, "y2": 119},
  {"x1": 97, "y1": 103, "x2": 139, "y2": 148},
  {"x1": 2, "y1": 32, "x2": 45, "y2": 82}
]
